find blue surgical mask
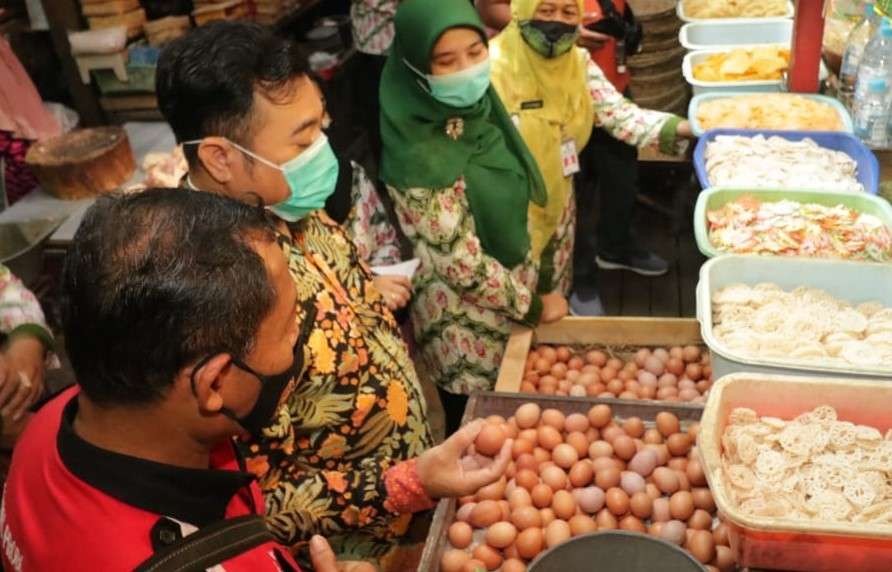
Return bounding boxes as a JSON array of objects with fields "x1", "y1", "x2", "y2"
[
  {"x1": 406, "y1": 57, "x2": 492, "y2": 108},
  {"x1": 183, "y1": 133, "x2": 339, "y2": 222}
]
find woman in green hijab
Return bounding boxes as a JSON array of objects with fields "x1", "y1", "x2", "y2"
[{"x1": 380, "y1": 0, "x2": 568, "y2": 433}]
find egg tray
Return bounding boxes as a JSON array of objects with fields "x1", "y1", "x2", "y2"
[
  {"x1": 418, "y1": 392, "x2": 705, "y2": 572},
  {"x1": 495, "y1": 317, "x2": 709, "y2": 405}
]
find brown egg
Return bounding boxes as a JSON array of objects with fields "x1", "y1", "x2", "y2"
[
  {"x1": 660, "y1": 520, "x2": 687, "y2": 546},
  {"x1": 568, "y1": 356, "x2": 585, "y2": 371},
  {"x1": 586, "y1": 350, "x2": 608, "y2": 367},
  {"x1": 685, "y1": 363, "x2": 703, "y2": 381},
  {"x1": 712, "y1": 522, "x2": 730, "y2": 547},
  {"x1": 643, "y1": 428, "x2": 664, "y2": 445},
  {"x1": 501, "y1": 558, "x2": 527, "y2": 572},
  {"x1": 441, "y1": 548, "x2": 472, "y2": 572},
  {"x1": 596, "y1": 508, "x2": 618, "y2": 530},
  {"x1": 541, "y1": 409, "x2": 566, "y2": 431},
  {"x1": 537, "y1": 426, "x2": 563, "y2": 451},
  {"x1": 564, "y1": 412, "x2": 590, "y2": 433},
  {"x1": 687, "y1": 530, "x2": 716, "y2": 564},
  {"x1": 645, "y1": 483, "x2": 662, "y2": 501},
  {"x1": 653, "y1": 467, "x2": 680, "y2": 494},
  {"x1": 448, "y1": 521, "x2": 473, "y2": 549},
  {"x1": 512, "y1": 505, "x2": 542, "y2": 530},
  {"x1": 644, "y1": 356, "x2": 665, "y2": 376},
  {"x1": 545, "y1": 519, "x2": 572, "y2": 548},
  {"x1": 568, "y1": 514, "x2": 598, "y2": 536},
  {"x1": 518, "y1": 428, "x2": 539, "y2": 444},
  {"x1": 552, "y1": 490, "x2": 577, "y2": 520},
  {"x1": 647, "y1": 444, "x2": 670, "y2": 467},
  {"x1": 569, "y1": 460, "x2": 594, "y2": 488},
  {"x1": 512, "y1": 438, "x2": 535, "y2": 459},
  {"x1": 612, "y1": 436, "x2": 637, "y2": 461},
  {"x1": 565, "y1": 432, "x2": 590, "y2": 458},
  {"x1": 588, "y1": 440, "x2": 614, "y2": 460},
  {"x1": 472, "y1": 544, "x2": 502, "y2": 571},
  {"x1": 655, "y1": 412, "x2": 680, "y2": 437},
  {"x1": 667, "y1": 433, "x2": 692, "y2": 457},
  {"x1": 714, "y1": 545, "x2": 735, "y2": 572},
  {"x1": 456, "y1": 502, "x2": 476, "y2": 523},
  {"x1": 550, "y1": 362, "x2": 568, "y2": 379},
  {"x1": 508, "y1": 488, "x2": 533, "y2": 511},
  {"x1": 692, "y1": 488, "x2": 716, "y2": 513},
  {"x1": 666, "y1": 358, "x2": 685, "y2": 377},
  {"x1": 552, "y1": 444, "x2": 580, "y2": 470},
  {"x1": 595, "y1": 467, "x2": 621, "y2": 490},
  {"x1": 475, "y1": 424, "x2": 507, "y2": 457},
  {"x1": 499, "y1": 500, "x2": 512, "y2": 521},
  {"x1": 586, "y1": 427, "x2": 600, "y2": 442},
  {"x1": 592, "y1": 456, "x2": 616, "y2": 473},
  {"x1": 682, "y1": 345, "x2": 702, "y2": 363},
  {"x1": 628, "y1": 449, "x2": 658, "y2": 477},
  {"x1": 686, "y1": 459, "x2": 707, "y2": 487},
  {"x1": 470, "y1": 500, "x2": 502, "y2": 528},
  {"x1": 515, "y1": 527, "x2": 544, "y2": 560},
  {"x1": 486, "y1": 521, "x2": 518, "y2": 549},
  {"x1": 477, "y1": 476, "x2": 507, "y2": 501},
  {"x1": 540, "y1": 508, "x2": 556, "y2": 526},
  {"x1": 652, "y1": 498, "x2": 671, "y2": 522},
  {"x1": 619, "y1": 515, "x2": 646, "y2": 533},
  {"x1": 667, "y1": 458, "x2": 688, "y2": 472},
  {"x1": 587, "y1": 404, "x2": 613, "y2": 428},
  {"x1": 515, "y1": 469, "x2": 539, "y2": 492},
  {"x1": 534, "y1": 358, "x2": 551, "y2": 374},
  {"x1": 605, "y1": 379, "x2": 624, "y2": 395},
  {"x1": 621, "y1": 417, "x2": 645, "y2": 438},
  {"x1": 605, "y1": 488, "x2": 630, "y2": 516},
  {"x1": 675, "y1": 471, "x2": 691, "y2": 492},
  {"x1": 630, "y1": 492, "x2": 653, "y2": 519},
  {"x1": 670, "y1": 491, "x2": 695, "y2": 521},
  {"x1": 541, "y1": 466, "x2": 568, "y2": 491},
  {"x1": 649, "y1": 522, "x2": 664, "y2": 537},
  {"x1": 689, "y1": 510, "x2": 713, "y2": 533},
  {"x1": 531, "y1": 484, "x2": 554, "y2": 509}
]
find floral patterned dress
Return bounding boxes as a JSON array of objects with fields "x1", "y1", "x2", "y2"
[
  {"x1": 387, "y1": 178, "x2": 541, "y2": 396},
  {"x1": 0, "y1": 264, "x2": 54, "y2": 353},
  {"x1": 240, "y1": 212, "x2": 433, "y2": 565}
]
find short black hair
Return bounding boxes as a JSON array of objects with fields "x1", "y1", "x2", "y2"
[
  {"x1": 63, "y1": 188, "x2": 279, "y2": 406},
  {"x1": 156, "y1": 21, "x2": 310, "y2": 166}
]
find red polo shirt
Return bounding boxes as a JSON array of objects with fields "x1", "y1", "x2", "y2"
[
  {"x1": 0, "y1": 388, "x2": 300, "y2": 572},
  {"x1": 583, "y1": 0, "x2": 631, "y2": 93}
]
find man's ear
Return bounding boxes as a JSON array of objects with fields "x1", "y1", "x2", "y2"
[
  {"x1": 196, "y1": 137, "x2": 238, "y2": 184},
  {"x1": 186, "y1": 354, "x2": 232, "y2": 414}
]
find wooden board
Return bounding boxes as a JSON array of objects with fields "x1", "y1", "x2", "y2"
[
  {"x1": 87, "y1": 7, "x2": 146, "y2": 38},
  {"x1": 25, "y1": 126, "x2": 135, "y2": 200},
  {"x1": 494, "y1": 317, "x2": 703, "y2": 392},
  {"x1": 81, "y1": 0, "x2": 141, "y2": 16},
  {"x1": 418, "y1": 392, "x2": 705, "y2": 572}
]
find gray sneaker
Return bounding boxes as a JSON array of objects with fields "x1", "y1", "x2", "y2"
[
  {"x1": 570, "y1": 291, "x2": 605, "y2": 316},
  {"x1": 596, "y1": 250, "x2": 669, "y2": 277}
]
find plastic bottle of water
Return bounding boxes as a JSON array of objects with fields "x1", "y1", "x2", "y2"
[
  {"x1": 839, "y1": 3, "x2": 879, "y2": 109},
  {"x1": 853, "y1": 19, "x2": 892, "y2": 146}
]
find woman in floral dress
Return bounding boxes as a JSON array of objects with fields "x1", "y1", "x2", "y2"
[{"x1": 379, "y1": 0, "x2": 568, "y2": 434}]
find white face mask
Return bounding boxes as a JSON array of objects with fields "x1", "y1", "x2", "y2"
[{"x1": 404, "y1": 57, "x2": 493, "y2": 108}]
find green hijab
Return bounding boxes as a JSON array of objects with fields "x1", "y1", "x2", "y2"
[{"x1": 379, "y1": 0, "x2": 547, "y2": 269}]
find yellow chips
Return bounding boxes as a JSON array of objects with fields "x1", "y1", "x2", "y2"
[
  {"x1": 684, "y1": 0, "x2": 789, "y2": 18},
  {"x1": 693, "y1": 47, "x2": 790, "y2": 82},
  {"x1": 697, "y1": 94, "x2": 845, "y2": 131}
]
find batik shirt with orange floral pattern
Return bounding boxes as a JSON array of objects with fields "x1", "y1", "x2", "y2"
[{"x1": 240, "y1": 212, "x2": 433, "y2": 562}]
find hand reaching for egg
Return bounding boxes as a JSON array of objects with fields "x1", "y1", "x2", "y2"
[{"x1": 416, "y1": 419, "x2": 513, "y2": 500}]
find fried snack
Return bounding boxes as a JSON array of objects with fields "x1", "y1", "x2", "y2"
[
  {"x1": 693, "y1": 47, "x2": 790, "y2": 82},
  {"x1": 696, "y1": 94, "x2": 844, "y2": 131},
  {"x1": 684, "y1": 0, "x2": 789, "y2": 18}
]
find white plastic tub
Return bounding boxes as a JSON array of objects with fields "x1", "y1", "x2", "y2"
[
  {"x1": 677, "y1": 0, "x2": 794, "y2": 23},
  {"x1": 679, "y1": 19, "x2": 793, "y2": 51},
  {"x1": 683, "y1": 46, "x2": 829, "y2": 95},
  {"x1": 696, "y1": 255, "x2": 892, "y2": 380}
]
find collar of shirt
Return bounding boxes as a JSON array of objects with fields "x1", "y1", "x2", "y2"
[{"x1": 56, "y1": 395, "x2": 257, "y2": 528}]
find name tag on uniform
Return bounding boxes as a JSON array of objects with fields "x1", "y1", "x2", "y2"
[
  {"x1": 561, "y1": 139, "x2": 580, "y2": 177},
  {"x1": 521, "y1": 100, "x2": 544, "y2": 110}
]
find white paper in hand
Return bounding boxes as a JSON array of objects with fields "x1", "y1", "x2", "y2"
[{"x1": 371, "y1": 258, "x2": 421, "y2": 280}]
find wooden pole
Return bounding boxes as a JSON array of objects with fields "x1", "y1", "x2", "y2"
[
  {"x1": 788, "y1": 0, "x2": 826, "y2": 93},
  {"x1": 39, "y1": 0, "x2": 105, "y2": 126}
]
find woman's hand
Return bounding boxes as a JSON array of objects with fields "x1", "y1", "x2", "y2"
[
  {"x1": 416, "y1": 419, "x2": 512, "y2": 499},
  {"x1": 0, "y1": 336, "x2": 46, "y2": 421},
  {"x1": 373, "y1": 275, "x2": 412, "y2": 311},
  {"x1": 676, "y1": 120, "x2": 694, "y2": 139},
  {"x1": 540, "y1": 292, "x2": 569, "y2": 324},
  {"x1": 309, "y1": 535, "x2": 376, "y2": 572}
]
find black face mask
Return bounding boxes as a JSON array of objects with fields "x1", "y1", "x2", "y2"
[
  {"x1": 191, "y1": 343, "x2": 304, "y2": 437},
  {"x1": 519, "y1": 19, "x2": 580, "y2": 58}
]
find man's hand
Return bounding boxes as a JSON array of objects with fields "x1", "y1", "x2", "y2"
[
  {"x1": 416, "y1": 419, "x2": 512, "y2": 499},
  {"x1": 373, "y1": 275, "x2": 412, "y2": 311},
  {"x1": 577, "y1": 26, "x2": 611, "y2": 51},
  {"x1": 309, "y1": 535, "x2": 376, "y2": 572},
  {"x1": 540, "y1": 292, "x2": 569, "y2": 324},
  {"x1": 2, "y1": 336, "x2": 46, "y2": 420},
  {"x1": 676, "y1": 120, "x2": 694, "y2": 139}
]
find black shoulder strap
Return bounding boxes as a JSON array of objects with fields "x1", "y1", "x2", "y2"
[{"x1": 134, "y1": 515, "x2": 277, "y2": 572}]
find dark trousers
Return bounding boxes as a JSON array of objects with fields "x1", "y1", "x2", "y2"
[
  {"x1": 438, "y1": 387, "x2": 469, "y2": 438},
  {"x1": 574, "y1": 127, "x2": 641, "y2": 283},
  {"x1": 354, "y1": 52, "x2": 388, "y2": 169}
]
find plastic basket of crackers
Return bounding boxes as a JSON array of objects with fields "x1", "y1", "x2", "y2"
[
  {"x1": 683, "y1": 46, "x2": 828, "y2": 95},
  {"x1": 698, "y1": 373, "x2": 892, "y2": 571},
  {"x1": 677, "y1": 0, "x2": 793, "y2": 22},
  {"x1": 688, "y1": 92, "x2": 854, "y2": 136},
  {"x1": 695, "y1": 255, "x2": 892, "y2": 380}
]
